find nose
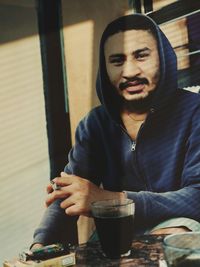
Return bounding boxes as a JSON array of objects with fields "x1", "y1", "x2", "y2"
[{"x1": 122, "y1": 60, "x2": 141, "y2": 79}]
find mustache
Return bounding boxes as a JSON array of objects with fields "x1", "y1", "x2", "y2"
[{"x1": 119, "y1": 77, "x2": 149, "y2": 90}]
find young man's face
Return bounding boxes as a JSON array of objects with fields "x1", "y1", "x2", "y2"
[{"x1": 104, "y1": 29, "x2": 160, "y2": 102}]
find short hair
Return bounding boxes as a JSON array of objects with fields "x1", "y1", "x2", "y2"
[{"x1": 101, "y1": 14, "x2": 157, "y2": 45}]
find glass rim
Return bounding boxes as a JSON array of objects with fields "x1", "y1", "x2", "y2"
[
  {"x1": 91, "y1": 198, "x2": 134, "y2": 209},
  {"x1": 163, "y1": 232, "x2": 200, "y2": 252}
]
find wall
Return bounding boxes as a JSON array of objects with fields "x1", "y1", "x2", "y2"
[{"x1": 0, "y1": 2, "x2": 49, "y2": 263}]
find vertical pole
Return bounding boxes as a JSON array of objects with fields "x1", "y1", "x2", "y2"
[
  {"x1": 37, "y1": 0, "x2": 78, "y2": 245},
  {"x1": 37, "y1": 0, "x2": 72, "y2": 179}
]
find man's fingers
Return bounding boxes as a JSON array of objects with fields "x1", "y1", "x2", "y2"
[
  {"x1": 64, "y1": 203, "x2": 90, "y2": 217},
  {"x1": 64, "y1": 205, "x2": 80, "y2": 216},
  {"x1": 46, "y1": 176, "x2": 63, "y2": 193},
  {"x1": 46, "y1": 183, "x2": 53, "y2": 194},
  {"x1": 52, "y1": 175, "x2": 75, "y2": 186},
  {"x1": 60, "y1": 195, "x2": 74, "y2": 209},
  {"x1": 60, "y1": 195, "x2": 91, "y2": 216},
  {"x1": 45, "y1": 190, "x2": 70, "y2": 206}
]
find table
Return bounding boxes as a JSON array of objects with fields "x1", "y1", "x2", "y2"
[
  {"x1": 74, "y1": 235, "x2": 165, "y2": 267},
  {"x1": 3, "y1": 235, "x2": 166, "y2": 267}
]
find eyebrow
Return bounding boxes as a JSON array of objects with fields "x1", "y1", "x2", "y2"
[
  {"x1": 108, "y1": 53, "x2": 124, "y2": 61},
  {"x1": 108, "y1": 47, "x2": 151, "y2": 60},
  {"x1": 133, "y1": 47, "x2": 151, "y2": 55}
]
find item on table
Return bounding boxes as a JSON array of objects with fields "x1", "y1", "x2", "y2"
[
  {"x1": 19, "y1": 243, "x2": 70, "y2": 261},
  {"x1": 91, "y1": 199, "x2": 135, "y2": 259},
  {"x1": 163, "y1": 232, "x2": 200, "y2": 267}
]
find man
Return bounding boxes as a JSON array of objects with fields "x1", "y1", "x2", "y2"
[{"x1": 32, "y1": 14, "x2": 200, "y2": 248}]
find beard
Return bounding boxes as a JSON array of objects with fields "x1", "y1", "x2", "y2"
[
  {"x1": 119, "y1": 90, "x2": 156, "y2": 113},
  {"x1": 117, "y1": 71, "x2": 160, "y2": 113}
]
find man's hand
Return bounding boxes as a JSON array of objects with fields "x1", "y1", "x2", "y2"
[{"x1": 46, "y1": 172, "x2": 125, "y2": 217}]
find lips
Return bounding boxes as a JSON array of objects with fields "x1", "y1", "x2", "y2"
[
  {"x1": 125, "y1": 82, "x2": 145, "y2": 94},
  {"x1": 119, "y1": 78, "x2": 148, "y2": 93}
]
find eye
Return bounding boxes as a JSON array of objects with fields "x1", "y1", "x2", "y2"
[
  {"x1": 135, "y1": 51, "x2": 150, "y2": 61},
  {"x1": 109, "y1": 55, "x2": 125, "y2": 66}
]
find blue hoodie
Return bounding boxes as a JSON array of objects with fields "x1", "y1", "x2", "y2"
[{"x1": 33, "y1": 14, "x2": 200, "y2": 244}]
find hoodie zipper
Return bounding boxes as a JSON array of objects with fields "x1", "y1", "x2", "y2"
[
  {"x1": 131, "y1": 123, "x2": 149, "y2": 191},
  {"x1": 119, "y1": 124, "x2": 148, "y2": 191},
  {"x1": 131, "y1": 141, "x2": 136, "y2": 151}
]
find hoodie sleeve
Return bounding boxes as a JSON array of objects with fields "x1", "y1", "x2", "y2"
[
  {"x1": 32, "y1": 199, "x2": 78, "y2": 246},
  {"x1": 126, "y1": 105, "x2": 200, "y2": 228},
  {"x1": 126, "y1": 187, "x2": 200, "y2": 228},
  {"x1": 64, "y1": 114, "x2": 104, "y2": 184},
  {"x1": 32, "y1": 112, "x2": 102, "y2": 245}
]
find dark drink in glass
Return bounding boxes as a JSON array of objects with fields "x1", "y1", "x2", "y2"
[{"x1": 91, "y1": 199, "x2": 135, "y2": 259}]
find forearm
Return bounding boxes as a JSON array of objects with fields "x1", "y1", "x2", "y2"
[
  {"x1": 33, "y1": 185, "x2": 124, "y2": 246},
  {"x1": 33, "y1": 199, "x2": 78, "y2": 245},
  {"x1": 125, "y1": 187, "x2": 200, "y2": 227}
]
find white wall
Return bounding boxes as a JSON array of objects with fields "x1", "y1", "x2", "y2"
[{"x1": 0, "y1": 2, "x2": 49, "y2": 264}]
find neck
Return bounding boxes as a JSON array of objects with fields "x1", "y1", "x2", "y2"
[{"x1": 122, "y1": 108, "x2": 148, "y2": 122}]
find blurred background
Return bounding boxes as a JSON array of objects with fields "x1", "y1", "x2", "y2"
[{"x1": 0, "y1": 0, "x2": 200, "y2": 264}]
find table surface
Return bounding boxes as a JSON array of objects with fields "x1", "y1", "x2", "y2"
[{"x1": 74, "y1": 235, "x2": 165, "y2": 267}]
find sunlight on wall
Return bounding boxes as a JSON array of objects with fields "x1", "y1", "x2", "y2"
[
  {"x1": 153, "y1": 0, "x2": 175, "y2": 11},
  {"x1": 63, "y1": 20, "x2": 94, "y2": 145},
  {"x1": 161, "y1": 18, "x2": 189, "y2": 70}
]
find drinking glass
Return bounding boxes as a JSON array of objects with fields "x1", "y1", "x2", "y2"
[
  {"x1": 91, "y1": 198, "x2": 135, "y2": 259},
  {"x1": 163, "y1": 232, "x2": 200, "y2": 267}
]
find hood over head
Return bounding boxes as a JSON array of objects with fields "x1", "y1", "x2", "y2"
[{"x1": 96, "y1": 13, "x2": 178, "y2": 121}]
